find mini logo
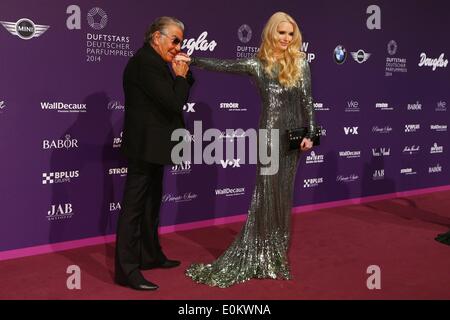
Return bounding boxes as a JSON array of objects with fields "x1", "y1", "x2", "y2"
[
  {"x1": 336, "y1": 174, "x2": 359, "y2": 182},
  {"x1": 87, "y1": 7, "x2": 108, "y2": 30},
  {"x1": 403, "y1": 145, "x2": 420, "y2": 155},
  {"x1": 220, "y1": 159, "x2": 241, "y2": 168},
  {"x1": 407, "y1": 101, "x2": 422, "y2": 111},
  {"x1": 47, "y1": 203, "x2": 74, "y2": 221},
  {"x1": 42, "y1": 171, "x2": 80, "y2": 184},
  {"x1": 237, "y1": 24, "x2": 252, "y2": 43},
  {"x1": 351, "y1": 49, "x2": 371, "y2": 63},
  {"x1": 431, "y1": 143, "x2": 443, "y2": 154},
  {"x1": 183, "y1": 103, "x2": 196, "y2": 113},
  {"x1": 306, "y1": 151, "x2": 324, "y2": 164},
  {"x1": 303, "y1": 178, "x2": 324, "y2": 188},
  {"x1": 334, "y1": 45, "x2": 347, "y2": 64},
  {"x1": 346, "y1": 100, "x2": 360, "y2": 112},
  {"x1": 405, "y1": 124, "x2": 420, "y2": 132},
  {"x1": 344, "y1": 127, "x2": 359, "y2": 135},
  {"x1": 387, "y1": 40, "x2": 397, "y2": 55},
  {"x1": 339, "y1": 150, "x2": 361, "y2": 159},
  {"x1": 418, "y1": 53, "x2": 448, "y2": 71},
  {"x1": 430, "y1": 124, "x2": 447, "y2": 132},
  {"x1": 436, "y1": 101, "x2": 447, "y2": 112},
  {"x1": 373, "y1": 169, "x2": 385, "y2": 180},
  {"x1": 163, "y1": 192, "x2": 198, "y2": 203},
  {"x1": 429, "y1": 164, "x2": 442, "y2": 173},
  {"x1": 375, "y1": 103, "x2": 393, "y2": 111},
  {"x1": 372, "y1": 148, "x2": 390, "y2": 156},
  {"x1": 109, "y1": 167, "x2": 127, "y2": 177},
  {"x1": 1, "y1": 18, "x2": 49, "y2": 40},
  {"x1": 107, "y1": 101, "x2": 125, "y2": 111}
]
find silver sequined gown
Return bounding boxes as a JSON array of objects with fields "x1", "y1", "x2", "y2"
[{"x1": 186, "y1": 56, "x2": 316, "y2": 288}]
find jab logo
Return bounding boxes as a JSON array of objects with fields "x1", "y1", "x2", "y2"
[
  {"x1": 373, "y1": 169, "x2": 385, "y2": 180},
  {"x1": 405, "y1": 124, "x2": 420, "y2": 132},
  {"x1": 171, "y1": 161, "x2": 192, "y2": 175},
  {"x1": 47, "y1": 203, "x2": 74, "y2": 221},
  {"x1": 220, "y1": 159, "x2": 241, "y2": 169},
  {"x1": 183, "y1": 103, "x2": 196, "y2": 113},
  {"x1": 344, "y1": 127, "x2": 359, "y2": 135}
]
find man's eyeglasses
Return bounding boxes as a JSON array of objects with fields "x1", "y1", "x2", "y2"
[{"x1": 160, "y1": 32, "x2": 182, "y2": 46}]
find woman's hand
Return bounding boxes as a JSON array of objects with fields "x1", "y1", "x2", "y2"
[{"x1": 300, "y1": 138, "x2": 313, "y2": 151}]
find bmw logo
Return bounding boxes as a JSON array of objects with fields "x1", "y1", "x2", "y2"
[{"x1": 334, "y1": 45, "x2": 347, "y2": 64}]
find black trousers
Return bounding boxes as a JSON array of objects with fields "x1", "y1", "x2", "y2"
[{"x1": 115, "y1": 158, "x2": 166, "y2": 279}]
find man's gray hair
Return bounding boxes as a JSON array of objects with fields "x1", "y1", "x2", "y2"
[{"x1": 144, "y1": 16, "x2": 185, "y2": 43}]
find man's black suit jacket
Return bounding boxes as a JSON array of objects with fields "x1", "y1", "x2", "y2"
[{"x1": 121, "y1": 43, "x2": 194, "y2": 164}]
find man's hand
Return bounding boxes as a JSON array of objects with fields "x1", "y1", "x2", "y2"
[
  {"x1": 300, "y1": 138, "x2": 313, "y2": 151},
  {"x1": 172, "y1": 59, "x2": 189, "y2": 78}
]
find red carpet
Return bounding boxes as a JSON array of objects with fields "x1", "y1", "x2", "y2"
[{"x1": 1, "y1": 190, "x2": 450, "y2": 300}]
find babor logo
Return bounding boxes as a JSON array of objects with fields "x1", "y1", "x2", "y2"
[
  {"x1": 87, "y1": 7, "x2": 108, "y2": 30},
  {"x1": 344, "y1": 127, "x2": 359, "y2": 135},
  {"x1": 351, "y1": 50, "x2": 371, "y2": 64},
  {"x1": 43, "y1": 134, "x2": 79, "y2": 150},
  {"x1": 407, "y1": 101, "x2": 422, "y2": 111},
  {"x1": 237, "y1": 24, "x2": 252, "y2": 43},
  {"x1": 1, "y1": 18, "x2": 49, "y2": 40}
]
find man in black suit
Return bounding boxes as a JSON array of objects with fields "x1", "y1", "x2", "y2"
[{"x1": 115, "y1": 16, "x2": 194, "y2": 291}]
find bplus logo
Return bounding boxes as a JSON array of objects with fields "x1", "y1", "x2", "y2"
[
  {"x1": 405, "y1": 124, "x2": 420, "y2": 132},
  {"x1": 42, "y1": 171, "x2": 80, "y2": 184},
  {"x1": 303, "y1": 178, "x2": 324, "y2": 188},
  {"x1": 344, "y1": 127, "x2": 359, "y2": 135}
]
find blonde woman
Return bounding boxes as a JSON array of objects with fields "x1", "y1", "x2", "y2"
[{"x1": 182, "y1": 12, "x2": 316, "y2": 287}]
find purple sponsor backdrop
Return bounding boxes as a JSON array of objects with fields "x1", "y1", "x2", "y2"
[{"x1": 0, "y1": 0, "x2": 448, "y2": 252}]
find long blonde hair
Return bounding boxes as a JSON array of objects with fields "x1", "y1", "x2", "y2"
[{"x1": 257, "y1": 12, "x2": 305, "y2": 88}]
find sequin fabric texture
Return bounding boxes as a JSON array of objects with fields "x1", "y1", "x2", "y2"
[{"x1": 185, "y1": 56, "x2": 316, "y2": 288}]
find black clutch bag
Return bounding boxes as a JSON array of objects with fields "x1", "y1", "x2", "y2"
[{"x1": 287, "y1": 126, "x2": 321, "y2": 150}]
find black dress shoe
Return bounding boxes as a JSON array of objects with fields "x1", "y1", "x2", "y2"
[
  {"x1": 115, "y1": 271, "x2": 159, "y2": 291},
  {"x1": 140, "y1": 259, "x2": 181, "y2": 270}
]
